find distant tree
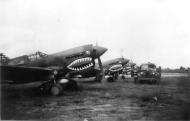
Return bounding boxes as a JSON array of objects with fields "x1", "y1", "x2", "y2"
[
  {"x1": 180, "y1": 66, "x2": 186, "y2": 71},
  {"x1": 186, "y1": 67, "x2": 190, "y2": 73}
]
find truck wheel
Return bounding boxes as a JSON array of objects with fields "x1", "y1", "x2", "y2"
[
  {"x1": 150, "y1": 80, "x2": 153, "y2": 84},
  {"x1": 140, "y1": 80, "x2": 144, "y2": 84},
  {"x1": 50, "y1": 84, "x2": 63, "y2": 96},
  {"x1": 156, "y1": 78, "x2": 161, "y2": 84},
  {"x1": 154, "y1": 79, "x2": 157, "y2": 84}
]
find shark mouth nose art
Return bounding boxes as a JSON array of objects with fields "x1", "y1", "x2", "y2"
[
  {"x1": 109, "y1": 64, "x2": 123, "y2": 72},
  {"x1": 67, "y1": 57, "x2": 94, "y2": 71}
]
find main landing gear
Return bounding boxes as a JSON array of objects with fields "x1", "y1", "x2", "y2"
[
  {"x1": 39, "y1": 78, "x2": 78, "y2": 96},
  {"x1": 107, "y1": 74, "x2": 118, "y2": 82}
]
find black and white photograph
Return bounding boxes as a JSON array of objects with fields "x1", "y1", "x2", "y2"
[{"x1": 0, "y1": 0, "x2": 190, "y2": 120}]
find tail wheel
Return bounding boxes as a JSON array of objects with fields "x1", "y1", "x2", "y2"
[{"x1": 50, "y1": 84, "x2": 63, "y2": 96}]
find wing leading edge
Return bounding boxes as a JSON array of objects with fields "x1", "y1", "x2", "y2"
[{"x1": 0, "y1": 65, "x2": 53, "y2": 84}]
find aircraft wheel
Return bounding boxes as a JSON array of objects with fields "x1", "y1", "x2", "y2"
[
  {"x1": 122, "y1": 75, "x2": 125, "y2": 79},
  {"x1": 107, "y1": 77, "x2": 114, "y2": 82},
  {"x1": 50, "y1": 84, "x2": 63, "y2": 96}
]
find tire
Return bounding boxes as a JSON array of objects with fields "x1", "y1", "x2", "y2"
[
  {"x1": 154, "y1": 79, "x2": 157, "y2": 84},
  {"x1": 50, "y1": 84, "x2": 63, "y2": 96},
  {"x1": 156, "y1": 78, "x2": 161, "y2": 84},
  {"x1": 107, "y1": 77, "x2": 114, "y2": 82}
]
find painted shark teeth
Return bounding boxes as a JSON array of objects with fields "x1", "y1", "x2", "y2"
[
  {"x1": 109, "y1": 64, "x2": 123, "y2": 72},
  {"x1": 67, "y1": 57, "x2": 94, "y2": 71}
]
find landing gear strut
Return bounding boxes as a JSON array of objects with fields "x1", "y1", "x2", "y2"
[
  {"x1": 39, "y1": 78, "x2": 79, "y2": 96},
  {"x1": 39, "y1": 81, "x2": 64, "y2": 96},
  {"x1": 95, "y1": 57, "x2": 104, "y2": 82}
]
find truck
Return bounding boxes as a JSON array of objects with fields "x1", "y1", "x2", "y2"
[{"x1": 134, "y1": 62, "x2": 161, "y2": 84}]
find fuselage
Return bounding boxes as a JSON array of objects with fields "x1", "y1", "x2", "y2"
[
  {"x1": 103, "y1": 57, "x2": 129, "y2": 75},
  {"x1": 3, "y1": 44, "x2": 107, "y2": 78}
]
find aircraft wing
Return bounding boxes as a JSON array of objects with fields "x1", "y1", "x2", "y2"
[{"x1": 0, "y1": 65, "x2": 53, "y2": 84}]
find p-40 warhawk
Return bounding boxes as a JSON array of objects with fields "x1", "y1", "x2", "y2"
[
  {"x1": 103, "y1": 57, "x2": 129, "y2": 82},
  {"x1": 0, "y1": 44, "x2": 107, "y2": 95}
]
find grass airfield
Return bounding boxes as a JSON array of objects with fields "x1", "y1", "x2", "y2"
[{"x1": 1, "y1": 73, "x2": 190, "y2": 120}]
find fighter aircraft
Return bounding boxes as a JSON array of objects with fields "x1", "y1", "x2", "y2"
[
  {"x1": 102, "y1": 57, "x2": 129, "y2": 82},
  {"x1": 1, "y1": 44, "x2": 107, "y2": 95},
  {"x1": 123, "y1": 61, "x2": 137, "y2": 77}
]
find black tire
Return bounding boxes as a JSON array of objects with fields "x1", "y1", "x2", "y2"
[
  {"x1": 149, "y1": 80, "x2": 153, "y2": 84},
  {"x1": 50, "y1": 83, "x2": 63, "y2": 96},
  {"x1": 140, "y1": 80, "x2": 143, "y2": 84},
  {"x1": 121, "y1": 75, "x2": 125, "y2": 79},
  {"x1": 107, "y1": 77, "x2": 114, "y2": 82},
  {"x1": 154, "y1": 79, "x2": 157, "y2": 84},
  {"x1": 156, "y1": 78, "x2": 161, "y2": 84}
]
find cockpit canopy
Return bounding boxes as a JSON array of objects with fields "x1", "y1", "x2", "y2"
[
  {"x1": 27, "y1": 51, "x2": 48, "y2": 61},
  {"x1": 7, "y1": 51, "x2": 48, "y2": 66}
]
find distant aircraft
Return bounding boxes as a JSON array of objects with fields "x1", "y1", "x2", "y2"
[
  {"x1": 123, "y1": 61, "x2": 137, "y2": 77},
  {"x1": 0, "y1": 44, "x2": 107, "y2": 95},
  {"x1": 102, "y1": 57, "x2": 129, "y2": 82}
]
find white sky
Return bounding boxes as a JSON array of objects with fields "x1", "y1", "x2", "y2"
[{"x1": 0, "y1": 0, "x2": 190, "y2": 68}]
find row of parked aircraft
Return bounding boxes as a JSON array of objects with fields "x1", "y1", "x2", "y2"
[{"x1": 0, "y1": 44, "x2": 136, "y2": 96}]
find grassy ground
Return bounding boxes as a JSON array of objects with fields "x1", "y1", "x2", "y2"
[
  {"x1": 132, "y1": 75, "x2": 190, "y2": 120},
  {"x1": 1, "y1": 74, "x2": 190, "y2": 120}
]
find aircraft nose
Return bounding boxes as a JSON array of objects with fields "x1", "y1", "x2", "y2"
[
  {"x1": 92, "y1": 45, "x2": 107, "y2": 58},
  {"x1": 124, "y1": 59, "x2": 130, "y2": 64}
]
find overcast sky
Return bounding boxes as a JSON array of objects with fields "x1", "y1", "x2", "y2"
[{"x1": 0, "y1": 0, "x2": 190, "y2": 68}]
